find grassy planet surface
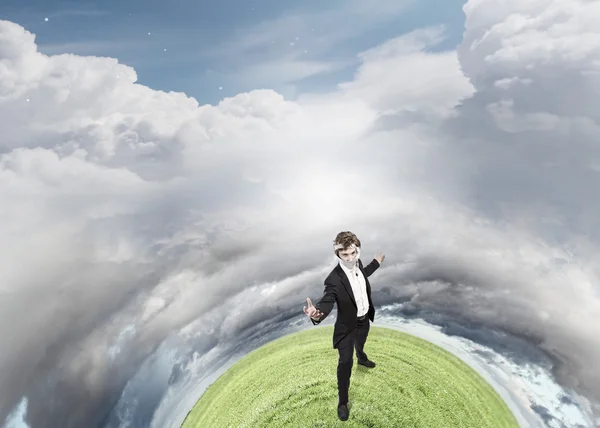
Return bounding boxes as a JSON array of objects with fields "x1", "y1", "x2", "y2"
[{"x1": 181, "y1": 326, "x2": 519, "y2": 427}]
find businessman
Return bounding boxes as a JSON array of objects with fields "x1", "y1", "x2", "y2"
[{"x1": 303, "y1": 231, "x2": 385, "y2": 421}]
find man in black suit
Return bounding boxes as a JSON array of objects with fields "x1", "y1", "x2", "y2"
[{"x1": 303, "y1": 231, "x2": 385, "y2": 421}]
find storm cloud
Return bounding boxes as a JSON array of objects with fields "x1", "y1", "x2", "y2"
[{"x1": 1, "y1": 0, "x2": 600, "y2": 426}]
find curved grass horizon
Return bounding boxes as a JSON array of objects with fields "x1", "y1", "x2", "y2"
[{"x1": 182, "y1": 326, "x2": 519, "y2": 427}]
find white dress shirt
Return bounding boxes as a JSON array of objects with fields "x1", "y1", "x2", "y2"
[{"x1": 339, "y1": 260, "x2": 369, "y2": 317}]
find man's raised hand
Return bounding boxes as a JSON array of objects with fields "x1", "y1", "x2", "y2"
[{"x1": 303, "y1": 297, "x2": 323, "y2": 320}]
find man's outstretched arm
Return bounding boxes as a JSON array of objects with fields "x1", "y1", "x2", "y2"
[
  {"x1": 363, "y1": 252, "x2": 385, "y2": 277},
  {"x1": 309, "y1": 281, "x2": 337, "y2": 325},
  {"x1": 362, "y1": 259, "x2": 379, "y2": 277}
]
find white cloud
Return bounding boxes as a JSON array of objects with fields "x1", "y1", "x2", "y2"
[
  {"x1": 335, "y1": 26, "x2": 474, "y2": 117},
  {"x1": 459, "y1": 0, "x2": 600, "y2": 118},
  {"x1": 2, "y1": 0, "x2": 600, "y2": 425}
]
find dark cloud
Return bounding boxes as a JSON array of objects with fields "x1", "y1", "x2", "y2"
[{"x1": 530, "y1": 404, "x2": 561, "y2": 427}]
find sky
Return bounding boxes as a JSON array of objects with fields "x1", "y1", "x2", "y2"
[
  {"x1": 2, "y1": 0, "x2": 600, "y2": 427},
  {"x1": 1, "y1": 0, "x2": 466, "y2": 104}
]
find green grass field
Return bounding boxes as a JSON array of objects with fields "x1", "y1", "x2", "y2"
[{"x1": 181, "y1": 326, "x2": 519, "y2": 427}]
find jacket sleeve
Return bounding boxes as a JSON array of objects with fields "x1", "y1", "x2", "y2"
[
  {"x1": 311, "y1": 281, "x2": 337, "y2": 325},
  {"x1": 362, "y1": 258, "x2": 380, "y2": 277}
]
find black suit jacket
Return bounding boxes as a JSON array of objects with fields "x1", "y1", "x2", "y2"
[{"x1": 311, "y1": 258, "x2": 381, "y2": 349}]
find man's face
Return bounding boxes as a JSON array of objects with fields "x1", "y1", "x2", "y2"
[{"x1": 339, "y1": 246, "x2": 358, "y2": 261}]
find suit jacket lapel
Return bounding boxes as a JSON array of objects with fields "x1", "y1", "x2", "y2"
[{"x1": 336, "y1": 263, "x2": 357, "y2": 308}]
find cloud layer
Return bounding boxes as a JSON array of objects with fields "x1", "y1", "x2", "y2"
[{"x1": 2, "y1": 0, "x2": 600, "y2": 426}]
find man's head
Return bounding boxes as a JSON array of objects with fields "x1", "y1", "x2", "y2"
[{"x1": 333, "y1": 231, "x2": 361, "y2": 261}]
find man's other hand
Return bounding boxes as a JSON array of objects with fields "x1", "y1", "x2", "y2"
[
  {"x1": 375, "y1": 253, "x2": 385, "y2": 264},
  {"x1": 303, "y1": 297, "x2": 323, "y2": 320}
]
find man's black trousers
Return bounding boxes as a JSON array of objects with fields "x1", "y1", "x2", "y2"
[{"x1": 337, "y1": 315, "x2": 370, "y2": 405}]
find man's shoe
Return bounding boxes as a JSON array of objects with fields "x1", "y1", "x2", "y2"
[
  {"x1": 338, "y1": 403, "x2": 349, "y2": 421},
  {"x1": 358, "y1": 359, "x2": 376, "y2": 368}
]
